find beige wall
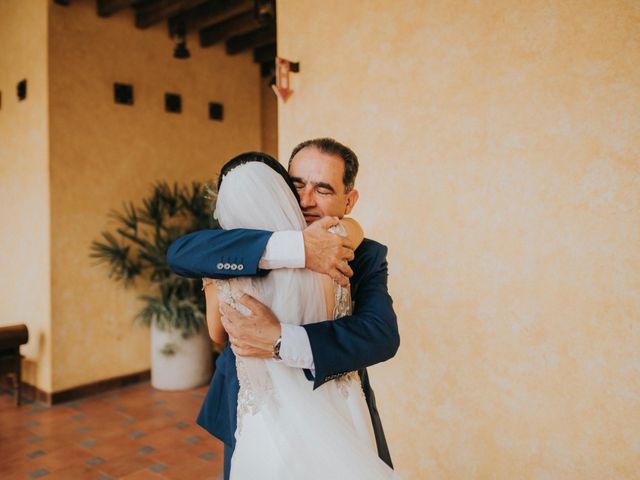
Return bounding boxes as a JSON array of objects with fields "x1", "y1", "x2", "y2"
[
  {"x1": 0, "y1": 0, "x2": 52, "y2": 391},
  {"x1": 0, "y1": 0, "x2": 264, "y2": 394},
  {"x1": 261, "y1": 75, "x2": 279, "y2": 158},
  {"x1": 277, "y1": 0, "x2": 640, "y2": 477},
  {"x1": 48, "y1": 0, "x2": 263, "y2": 392}
]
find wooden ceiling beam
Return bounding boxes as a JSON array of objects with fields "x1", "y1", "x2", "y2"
[
  {"x1": 225, "y1": 26, "x2": 275, "y2": 55},
  {"x1": 96, "y1": 0, "x2": 137, "y2": 17},
  {"x1": 135, "y1": 0, "x2": 210, "y2": 29},
  {"x1": 260, "y1": 60, "x2": 275, "y2": 77},
  {"x1": 253, "y1": 43, "x2": 275, "y2": 63},
  {"x1": 168, "y1": 0, "x2": 252, "y2": 36},
  {"x1": 199, "y1": 10, "x2": 259, "y2": 47}
]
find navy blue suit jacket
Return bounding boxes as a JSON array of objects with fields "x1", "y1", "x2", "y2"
[{"x1": 166, "y1": 229, "x2": 399, "y2": 467}]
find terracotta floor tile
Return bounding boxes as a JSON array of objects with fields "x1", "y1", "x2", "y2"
[
  {"x1": 128, "y1": 418, "x2": 189, "y2": 441},
  {"x1": 179, "y1": 440, "x2": 224, "y2": 461},
  {"x1": 0, "y1": 382, "x2": 223, "y2": 479},
  {"x1": 0, "y1": 422, "x2": 28, "y2": 439},
  {"x1": 147, "y1": 443, "x2": 203, "y2": 464},
  {"x1": 94, "y1": 451, "x2": 157, "y2": 478},
  {"x1": 68, "y1": 398, "x2": 118, "y2": 414},
  {"x1": 119, "y1": 407, "x2": 180, "y2": 427},
  {"x1": 119, "y1": 467, "x2": 169, "y2": 479},
  {"x1": 27, "y1": 427, "x2": 87, "y2": 450},
  {"x1": 160, "y1": 457, "x2": 221, "y2": 480},
  {"x1": 0, "y1": 441, "x2": 41, "y2": 465},
  {"x1": 150, "y1": 444, "x2": 224, "y2": 475},
  {"x1": 80, "y1": 436, "x2": 147, "y2": 461},
  {"x1": 43, "y1": 462, "x2": 108, "y2": 480},
  {"x1": 131, "y1": 428, "x2": 192, "y2": 452},
  {"x1": 0, "y1": 469, "x2": 44, "y2": 480},
  {"x1": 20, "y1": 439, "x2": 77, "y2": 458},
  {"x1": 0, "y1": 457, "x2": 42, "y2": 477},
  {"x1": 21, "y1": 443, "x2": 95, "y2": 472},
  {"x1": 84, "y1": 418, "x2": 137, "y2": 441}
]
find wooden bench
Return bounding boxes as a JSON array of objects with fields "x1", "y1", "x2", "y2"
[{"x1": 0, "y1": 325, "x2": 29, "y2": 405}]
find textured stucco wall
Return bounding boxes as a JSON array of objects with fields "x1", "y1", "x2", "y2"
[
  {"x1": 261, "y1": 75, "x2": 278, "y2": 158},
  {"x1": 0, "y1": 0, "x2": 52, "y2": 392},
  {"x1": 277, "y1": 0, "x2": 640, "y2": 478},
  {"x1": 48, "y1": 1, "x2": 262, "y2": 392}
]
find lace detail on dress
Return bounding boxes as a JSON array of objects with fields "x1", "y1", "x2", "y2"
[
  {"x1": 333, "y1": 284, "x2": 351, "y2": 319},
  {"x1": 214, "y1": 279, "x2": 275, "y2": 435},
  {"x1": 328, "y1": 223, "x2": 352, "y2": 321},
  {"x1": 335, "y1": 372, "x2": 361, "y2": 398},
  {"x1": 235, "y1": 358, "x2": 273, "y2": 434},
  {"x1": 327, "y1": 236, "x2": 361, "y2": 399}
]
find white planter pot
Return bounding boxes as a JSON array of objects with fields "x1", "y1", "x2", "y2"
[{"x1": 150, "y1": 323, "x2": 213, "y2": 391}]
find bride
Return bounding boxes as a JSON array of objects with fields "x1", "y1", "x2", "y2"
[{"x1": 202, "y1": 158, "x2": 397, "y2": 479}]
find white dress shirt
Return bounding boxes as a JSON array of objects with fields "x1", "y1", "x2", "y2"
[{"x1": 258, "y1": 231, "x2": 315, "y2": 371}]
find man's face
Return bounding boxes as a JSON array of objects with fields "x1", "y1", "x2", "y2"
[{"x1": 288, "y1": 147, "x2": 359, "y2": 225}]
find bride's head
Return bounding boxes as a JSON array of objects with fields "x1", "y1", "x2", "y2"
[
  {"x1": 215, "y1": 152, "x2": 306, "y2": 232},
  {"x1": 217, "y1": 152, "x2": 298, "y2": 199}
]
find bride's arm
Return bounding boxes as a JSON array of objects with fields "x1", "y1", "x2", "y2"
[
  {"x1": 203, "y1": 280, "x2": 228, "y2": 345},
  {"x1": 339, "y1": 217, "x2": 364, "y2": 249}
]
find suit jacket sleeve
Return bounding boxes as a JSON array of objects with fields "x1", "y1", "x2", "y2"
[
  {"x1": 302, "y1": 241, "x2": 400, "y2": 389},
  {"x1": 166, "y1": 229, "x2": 273, "y2": 279}
]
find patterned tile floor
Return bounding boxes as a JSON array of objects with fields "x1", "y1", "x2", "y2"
[{"x1": 0, "y1": 382, "x2": 224, "y2": 479}]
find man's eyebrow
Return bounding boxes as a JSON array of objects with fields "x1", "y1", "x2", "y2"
[
  {"x1": 290, "y1": 177, "x2": 336, "y2": 193},
  {"x1": 315, "y1": 182, "x2": 336, "y2": 193}
]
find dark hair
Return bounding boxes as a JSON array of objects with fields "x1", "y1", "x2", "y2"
[
  {"x1": 288, "y1": 138, "x2": 359, "y2": 191},
  {"x1": 217, "y1": 151, "x2": 299, "y2": 201}
]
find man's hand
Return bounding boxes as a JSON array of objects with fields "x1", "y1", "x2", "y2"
[
  {"x1": 220, "y1": 294, "x2": 282, "y2": 358},
  {"x1": 302, "y1": 216, "x2": 355, "y2": 286}
]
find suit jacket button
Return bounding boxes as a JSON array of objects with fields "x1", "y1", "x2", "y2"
[
  {"x1": 230, "y1": 264, "x2": 238, "y2": 270},
  {"x1": 216, "y1": 263, "x2": 224, "y2": 269},
  {"x1": 223, "y1": 263, "x2": 231, "y2": 270},
  {"x1": 238, "y1": 264, "x2": 244, "y2": 271}
]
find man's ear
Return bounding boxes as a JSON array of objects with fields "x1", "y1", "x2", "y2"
[{"x1": 344, "y1": 189, "x2": 359, "y2": 215}]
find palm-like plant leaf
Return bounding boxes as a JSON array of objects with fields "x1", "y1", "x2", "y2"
[
  {"x1": 91, "y1": 181, "x2": 216, "y2": 336},
  {"x1": 109, "y1": 202, "x2": 138, "y2": 233}
]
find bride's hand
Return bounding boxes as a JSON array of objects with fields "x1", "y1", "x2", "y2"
[
  {"x1": 302, "y1": 216, "x2": 355, "y2": 286},
  {"x1": 220, "y1": 294, "x2": 282, "y2": 359}
]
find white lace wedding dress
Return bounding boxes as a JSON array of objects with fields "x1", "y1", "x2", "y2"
[{"x1": 211, "y1": 162, "x2": 397, "y2": 479}]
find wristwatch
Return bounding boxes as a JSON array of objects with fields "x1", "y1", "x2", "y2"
[{"x1": 272, "y1": 336, "x2": 282, "y2": 361}]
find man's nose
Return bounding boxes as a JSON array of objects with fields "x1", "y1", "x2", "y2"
[{"x1": 299, "y1": 187, "x2": 315, "y2": 208}]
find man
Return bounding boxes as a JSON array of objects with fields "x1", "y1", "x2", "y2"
[{"x1": 167, "y1": 139, "x2": 399, "y2": 478}]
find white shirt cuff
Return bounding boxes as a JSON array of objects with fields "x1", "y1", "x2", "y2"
[
  {"x1": 279, "y1": 323, "x2": 315, "y2": 371},
  {"x1": 258, "y1": 231, "x2": 305, "y2": 270}
]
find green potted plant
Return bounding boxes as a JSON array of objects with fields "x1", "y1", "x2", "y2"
[{"x1": 90, "y1": 181, "x2": 217, "y2": 390}]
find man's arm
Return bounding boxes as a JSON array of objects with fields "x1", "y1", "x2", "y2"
[
  {"x1": 221, "y1": 239, "x2": 400, "y2": 389},
  {"x1": 166, "y1": 229, "x2": 273, "y2": 279},
  {"x1": 167, "y1": 223, "x2": 358, "y2": 370},
  {"x1": 303, "y1": 241, "x2": 399, "y2": 389},
  {"x1": 167, "y1": 219, "x2": 354, "y2": 283}
]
